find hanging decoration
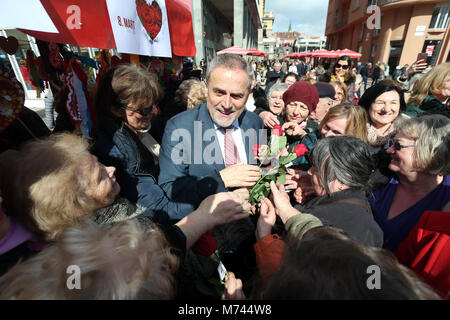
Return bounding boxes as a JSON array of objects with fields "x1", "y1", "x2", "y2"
[
  {"x1": 64, "y1": 57, "x2": 96, "y2": 139},
  {"x1": 0, "y1": 69, "x2": 24, "y2": 133},
  {"x1": 0, "y1": 36, "x2": 19, "y2": 55},
  {"x1": 26, "y1": 50, "x2": 45, "y2": 97}
]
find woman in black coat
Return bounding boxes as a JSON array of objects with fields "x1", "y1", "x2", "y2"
[{"x1": 292, "y1": 136, "x2": 383, "y2": 247}]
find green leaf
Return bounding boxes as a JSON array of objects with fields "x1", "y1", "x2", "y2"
[
  {"x1": 278, "y1": 136, "x2": 287, "y2": 150},
  {"x1": 262, "y1": 187, "x2": 271, "y2": 198},
  {"x1": 279, "y1": 152, "x2": 297, "y2": 166},
  {"x1": 277, "y1": 172, "x2": 286, "y2": 185},
  {"x1": 251, "y1": 183, "x2": 266, "y2": 195},
  {"x1": 270, "y1": 135, "x2": 280, "y2": 154}
]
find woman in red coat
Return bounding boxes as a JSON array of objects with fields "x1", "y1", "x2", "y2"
[{"x1": 395, "y1": 210, "x2": 450, "y2": 299}]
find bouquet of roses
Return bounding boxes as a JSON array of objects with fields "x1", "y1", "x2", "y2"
[{"x1": 248, "y1": 125, "x2": 308, "y2": 206}]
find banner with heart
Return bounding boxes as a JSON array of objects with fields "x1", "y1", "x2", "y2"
[
  {"x1": 106, "y1": 0, "x2": 171, "y2": 57},
  {"x1": 0, "y1": 70, "x2": 24, "y2": 133}
]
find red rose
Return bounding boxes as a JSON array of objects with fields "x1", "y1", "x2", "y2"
[
  {"x1": 293, "y1": 143, "x2": 308, "y2": 157},
  {"x1": 192, "y1": 231, "x2": 217, "y2": 257},
  {"x1": 272, "y1": 124, "x2": 283, "y2": 136},
  {"x1": 252, "y1": 144, "x2": 260, "y2": 157}
]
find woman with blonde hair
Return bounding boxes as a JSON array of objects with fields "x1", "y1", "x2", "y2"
[
  {"x1": 0, "y1": 133, "x2": 251, "y2": 241},
  {"x1": 369, "y1": 114, "x2": 450, "y2": 252},
  {"x1": 0, "y1": 133, "x2": 252, "y2": 279},
  {"x1": 0, "y1": 187, "x2": 252, "y2": 299},
  {"x1": 174, "y1": 79, "x2": 207, "y2": 110},
  {"x1": 0, "y1": 219, "x2": 179, "y2": 299},
  {"x1": 330, "y1": 80, "x2": 348, "y2": 105},
  {"x1": 288, "y1": 103, "x2": 369, "y2": 171},
  {"x1": 407, "y1": 62, "x2": 450, "y2": 118}
]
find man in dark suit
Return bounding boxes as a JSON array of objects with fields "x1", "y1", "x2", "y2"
[
  {"x1": 265, "y1": 62, "x2": 285, "y2": 95},
  {"x1": 158, "y1": 54, "x2": 265, "y2": 207},
  {"x1": 296, "y1": 60, "x2": 305, "y2": 77}
]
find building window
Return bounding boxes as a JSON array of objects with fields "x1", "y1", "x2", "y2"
[
  {"x1": 359, "y1": 23, "x2": 365, "y2": 40},
  {"x1": 429, "y1": 4, "x2": 450, "y2": 29},
  {"x1": 352, "y1": 0, "x2": 360, "y2": 10},
  {"x1": 374, "y1": 16, "x2": 382, "y2": 35},
  {"x1": 334, "y1": 10, "x2": 339, "y2": 26}
]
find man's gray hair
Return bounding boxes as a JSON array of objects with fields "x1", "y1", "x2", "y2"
[
  {"x1": 309, "y1": 136, "x2": 375, "y2": 194},
  {"x1": 205, "y1": 54, "x2": 254, "y2": 91},
  {"x1": 267, "y1": 83, "x2": 288, "y2": 98}
]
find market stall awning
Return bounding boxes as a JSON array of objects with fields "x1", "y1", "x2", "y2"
[
  {"x1": 247, "y1": 48, "x2": 267, "y2": 57},
  {"x1": 310, "y1": 49, "x2": 340, "y2": 58},
  {"x1": 284, "y1": 51, "x2": 311, "y2": 58},
  {"x1": 335, "y1": 49, "x2": 362, "y2": 58},
  {"x1": 216, "y1": 46, "x2": 250, "y2": 56},
  {"x1": 4, "y1": 0, "x2": 196, "y2": 57}
]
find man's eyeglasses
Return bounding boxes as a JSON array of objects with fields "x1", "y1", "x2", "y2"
[
  {"x1": 121, "y1": 105, "x2": 154, "y2": 116},
  {"x1": 387, "y1": 139, "x2": 416, "y2": 151},
  {"x1": 335, "y1": 63, "x2": 349, "y2": 70}
]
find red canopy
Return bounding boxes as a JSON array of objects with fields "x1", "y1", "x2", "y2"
[
  {"x1": 310, "y1": 49, "x2": 340, "y2": 58},
  {"x1": 335, "y1": 49, "x2": 362, "y2": 59},
  {"x1": 17, "y1": 0, "x2": 196, "y2": 57},
  {"x1": 247, "y1": 48, "x2": 267, "y2": 57},
  {"x1": 216, "y1": 46, "x2": 249, "y2": 56},
  {"x1": 283, "y1": 52, "x2": 304, "y2": 58}
]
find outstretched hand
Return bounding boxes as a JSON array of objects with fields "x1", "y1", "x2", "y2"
[
  {"x1": 220, "y1": 164, "x2": 262, "y2": 188},
  {"x1": 405, "y1": 59, "x2": 428, "y2": 78},
  {"x1": 282, "y1": 122, "x2": 307, "y2": 137},
  {"x1": 198, "y1": 191, "x2": 250, "y2": 228},
  {"x1": 256, "y1": 197, "x2": 277, "y2": 240},
  {"x1": 259, "y1": 111, "x2": 280, "y2": 128},
  {"x1": 221, "y1": 272, "x2": 246, "y2": 300},
  {"x1": 269, "y1": 181, "x2": 300, "y2": 224}
]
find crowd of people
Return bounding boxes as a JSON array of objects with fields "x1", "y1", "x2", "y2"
[{"x1": 0, "y1": 50, "x2": 449, "y2": 300}]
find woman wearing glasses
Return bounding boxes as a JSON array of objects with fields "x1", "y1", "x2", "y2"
[
  {"x1": 92, "y1": 64, "x2": 196, "y2": 224},
  {"x1": 358, "y1": 81, "x2": 409, "y2": 148},
  {"x1": 256, "y1": 83, "x2": 288, "y2": 130},
  {"x1": 319, "y1": 55, "x2": 356, "y2": 103},
  {"x1": 368, "y1": 115, "x2": 450, "y2": 252}
]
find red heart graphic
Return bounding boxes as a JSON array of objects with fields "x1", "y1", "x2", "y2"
[
  {"x1": 136, "y1": 0, "x2": 162, "y2": 40},
  {"x1": 0, "y1": 36, "x2": 19, "y2": 55}
]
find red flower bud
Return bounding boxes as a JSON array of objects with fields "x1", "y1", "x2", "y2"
[
  {"x1": 252, "y1": 144, "x2": 260, "y2": 157},
  {"x1": 192, "y1": 231, "x2": 217, "y2": 257},
  {"x1": 293, "y1": 143, "x2": 308, "y2": 157},
  {"x1": 272, "y1": 124, "x2": 283, "y2": 136}
]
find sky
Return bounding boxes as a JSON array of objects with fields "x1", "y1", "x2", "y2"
[{"x1": 265, "y1": 0, "x2": 329, "y2": 36}]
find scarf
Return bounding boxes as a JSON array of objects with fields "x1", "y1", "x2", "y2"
[{"x1": 367, "y1": 123, "x2": 395, "y2": 147}]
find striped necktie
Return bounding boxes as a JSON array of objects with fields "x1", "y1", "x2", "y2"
[{"x1": 222, "y1": 127, "x2": 240, "y2": 167}]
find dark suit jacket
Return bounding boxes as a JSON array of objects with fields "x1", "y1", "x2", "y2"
[{"x1": 158, "y1": 103, "x2": 265, "y2": 206}]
